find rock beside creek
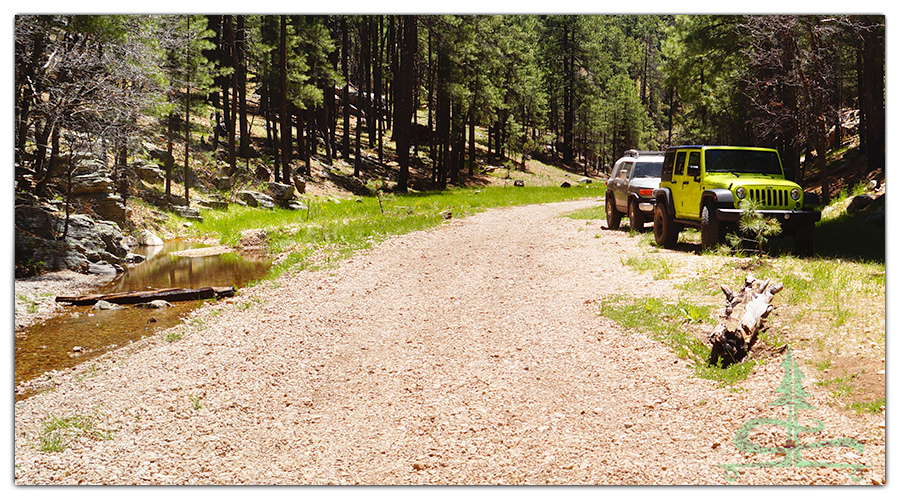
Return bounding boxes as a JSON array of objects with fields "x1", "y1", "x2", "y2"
[{"x1": 15, "y1": 202, "x2": 131, "y2": 277}]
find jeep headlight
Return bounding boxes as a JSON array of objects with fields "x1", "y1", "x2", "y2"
[
  {"x1": 790, "y1": 188, "x2": 801, "y2": 201},
  {"x1": 735, "y1": 187, "x2": 746, "y2": 200}
]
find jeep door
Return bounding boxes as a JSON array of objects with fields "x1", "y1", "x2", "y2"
[
  {"x1": 681, "y1": 150, "x2": 703, "y2": 220},
  {"x1": 671, "y1": 150, "x2": 690, "y2": 218}
]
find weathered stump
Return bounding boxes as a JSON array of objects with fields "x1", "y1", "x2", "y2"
[{"x1": 708, "y1": 274, "x2": 783, "y2": 367}]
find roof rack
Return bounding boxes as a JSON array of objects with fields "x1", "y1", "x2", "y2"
[{"x1": 624, "y1": 149, "x2": 664, "y2": 158}]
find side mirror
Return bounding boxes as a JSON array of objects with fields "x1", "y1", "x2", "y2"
[{"x1": 687, "y1": 165, "x2": 700, "y2": 178}]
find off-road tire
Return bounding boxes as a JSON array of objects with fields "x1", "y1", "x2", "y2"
[
  {"x1": 653, "y1": 203, "x2": 679, "y2": 248},
  {"x1": 628, "y1": 200, "x2": 645, "y2": 231},
  {"x1": 794, "y1": 222, "x2": 816, "y2": 257},
  {"x1": 606, "y1": 195, "x2": 622, "y2": 230},
  {"x1": 700, "y1": 204, "x2": 724, "y2": 252}
]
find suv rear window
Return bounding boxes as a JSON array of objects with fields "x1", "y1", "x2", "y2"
[
  {"x1": 705, "y1": 149, "x2": 783, "y2": 175},
  {"x1": 632, "y1": 162, "x2": 662, "y2": 178}
]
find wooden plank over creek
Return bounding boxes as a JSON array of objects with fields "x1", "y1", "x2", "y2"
[{"x1": 56, "y1": 286, "x2": 236, "y2": 306}]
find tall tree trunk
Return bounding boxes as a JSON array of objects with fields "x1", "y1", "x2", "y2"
[
  {"x1": 860, "y1": 16, "x2": 885, "y2": 174},
  {"x1": 236, "y1": 15, "x2": 250, "y2": 158},
  {"x1": 16, "y1": 29, "x2": 45, "y2": 162},
  {"x1": 394, "y1": 16, "x2": 416, "y2": 193},
  {"x1": 165, "y1": 113, "x2": 175, "y2": 201},
  {"x1": 183, "y1": 18, "x2": 192, "y2": 207},
  {"x1": 562, "y1": 23, "x2": 574, "y2": 166},
  {"x1": 341, "y1": 17, "x2": 351, "y2": 161},
  {"x1": 279, "y1": 15, "x2": 291, "y2": 182},
  {"x1": 223, "y1": 15, "x2": 237, "y2": 173}
]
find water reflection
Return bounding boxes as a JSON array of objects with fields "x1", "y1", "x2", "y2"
[
  {"x1": 15, "y1": 240, "x2": 271, "y2": 399},
  {"x1": 103, "y1": 240, "x2": 270, "y2": 293}
]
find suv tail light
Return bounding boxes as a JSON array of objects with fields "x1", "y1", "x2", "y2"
[{"x1": 638, "y1": 189, "x2": 653, "y2": 196}]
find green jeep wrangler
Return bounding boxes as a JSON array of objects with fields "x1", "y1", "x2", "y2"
[{"x1": 652, "y1": 146, "x2": 821, "y2": 255}]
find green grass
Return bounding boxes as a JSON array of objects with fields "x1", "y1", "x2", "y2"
[
  {"x1": 36, "y1": 413, "x2": 113, "y2": 453},
  {"x1": 597, "y1": 295, "x2": 760, "y2": 385},
  {"x1": 847, "y1": 397, "x2": 885, "y2": 415},
  {"x1": 190, "y1": 185, "x2": 599, "y2": 278},
  {"x1": 622, "y1": 255, "x2": 672, "y2": 280},
  {"x1": 564, "y1": 203, "x2": 606, "y2": 220}
]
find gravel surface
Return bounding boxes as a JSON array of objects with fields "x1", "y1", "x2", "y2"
[
  {"x1": 14, "y1": 270, "x2": 103, "y2": 331},
  {"x1": 13, "y1": 199, "x2": 885, "y2": 485}
]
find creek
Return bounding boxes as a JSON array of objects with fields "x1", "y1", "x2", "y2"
[{"x1": 14, "y1": 240, "x2": 271, "y2": 400}]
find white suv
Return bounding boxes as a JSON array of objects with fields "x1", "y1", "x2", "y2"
[{"x1": 605, "y1": 150, "x2": 664, "y2": 230}]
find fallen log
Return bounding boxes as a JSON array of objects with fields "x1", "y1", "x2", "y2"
[
  {"x1": 708, "y1": 274, "x2": 783, "y2": 368},
  {"x1": 56, "y1": 286, "x2": 236, "y2": 306}
]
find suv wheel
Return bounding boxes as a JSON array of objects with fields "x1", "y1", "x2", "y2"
[
  {"x1": 628, "y1": 200, "x2": 645, "y2": 231},
  {"x1": 653, "y1": 203, "x2": 678, "y2": 248},
  {"x1": 700, "y1": 204, "x2": 723, "y2": 252},
  {"x1": 606, "y1": 195, "x2": 622, "y2": 230},
  {"x1": 794, "y1": 222, "x2": 815, "y2": 257}
]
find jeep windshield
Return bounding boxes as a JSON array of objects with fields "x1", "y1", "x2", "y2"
[
  {"x1": 704, "y1": 149, "x2": 783, "y2": 176},
  {"x1": 632, "y1": 162, "x2": 662, "y2": 178}
]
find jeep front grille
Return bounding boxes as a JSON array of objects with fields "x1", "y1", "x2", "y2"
[{"x1": 746, "y1": 187, "x2": 791, "y2": 208}]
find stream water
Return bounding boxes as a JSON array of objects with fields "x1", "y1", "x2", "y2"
[{"x1": 14, "y1": 241, "x2": 271, "y2": 400}]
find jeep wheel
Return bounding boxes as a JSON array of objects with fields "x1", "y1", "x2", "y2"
[
  {"x1": 628, "y1": 200, "x2": 645, "y2": 231},
  {"x1": 606, "y1": 195, "x2": 622, "y2": 230},
  {"x1": 653, "y1": 203, "x2": 678, "y2": 248},
  {"x1": 700, "y1": 204, "x2": 724, "y2": 252},
  {"x1": 794, "y1": 223, "x2": 816, "y2": 257}
]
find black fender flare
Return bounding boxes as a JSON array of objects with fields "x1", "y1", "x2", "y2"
[
  {"x1": 652, "y1": 187, "x2": 675, "y2": 215},
  {"x1": 702, "y1": 188, "x2": 735, "y2": 209}
]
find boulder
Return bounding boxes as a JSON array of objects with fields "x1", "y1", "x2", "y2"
[
  {"x1": 255, "y1": 165, "x2": 271, "y2": 182},
  {"x1": 292, "y1": 174, "x2": 307, "y2": 194},
  {"x1": 137, "y1": 229, "x2": 164, "y2": 247},
  {"x1": 284, "y1": 200, "x2": 309, "y2": 211},
  {"x1": 91, "y1": 194, "x2": 129, "y2": 225},
  {"x1": 514, "y1": 180, "x2": 525, "y2": 187},
  {"x1": 92, "y1": 300, "x2": 122, "y2": 310},
  {"x1": 125, "y1": 253, "x2": 147, "y2": 264},
  {"x1": 87, "y1": 260, "x2": 118, "y2": 276},
  {"x1": 215, "y1": 176, "x2": 232, "y2": 191},
  {"x1": 560, "y1": 181, "x2": 571, "y2": 188},
  {"x1": 173, "y1": 206, "x2": 203, "y2": 221},
  {"x1": 199, "y1": 199, "x2": 229, "y2": 210},
  {"x1": 167, "y1": 195, "x2": 189, "y2": 207},
  {"x1": 71, "y1": 173, "x2": 114, "y2": 195},
  {"x1": 847, "y1": 193, "x2": 876, "y2": 213},
  {"x1": 135, "y1": 164, "x2": 166, "y2": 184},
  {"x1": 15, "y1": 228, "x2": 89, "y2": 275},
  {"x1": 578, "y1": 177, "x2": 592, "y2": 184},
  {"x1": 267, "y1": 182, "x2": 295, "y2": 201},
  {"x1": 137, "y1": 300, "x2": 172, "y2": 309},
  {"x1": 51, "y1": 215, "x2": 129, "y2": 262},
  {"x1": 237, "y1": 191, "x2": 275, "y2": 209}
]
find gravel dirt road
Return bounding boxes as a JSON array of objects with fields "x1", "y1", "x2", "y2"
[{"x1": 13, "y1": 199, "x2": 885, "y2": 485}]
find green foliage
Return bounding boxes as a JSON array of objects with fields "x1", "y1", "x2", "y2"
[
  {"x1": 36, "y1": 413, "x2": 113, "y2": 453},
  {"x1": 847, "y1": 397, "x2": 885, "y2": 415},
  {"x1": 725, "y1": 199, "x2": 782, "y2": 258}
]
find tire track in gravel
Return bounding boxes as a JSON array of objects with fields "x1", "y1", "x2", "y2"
[{"x1": 14, "y1": 199, "x2": 884, "y2": 485}]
